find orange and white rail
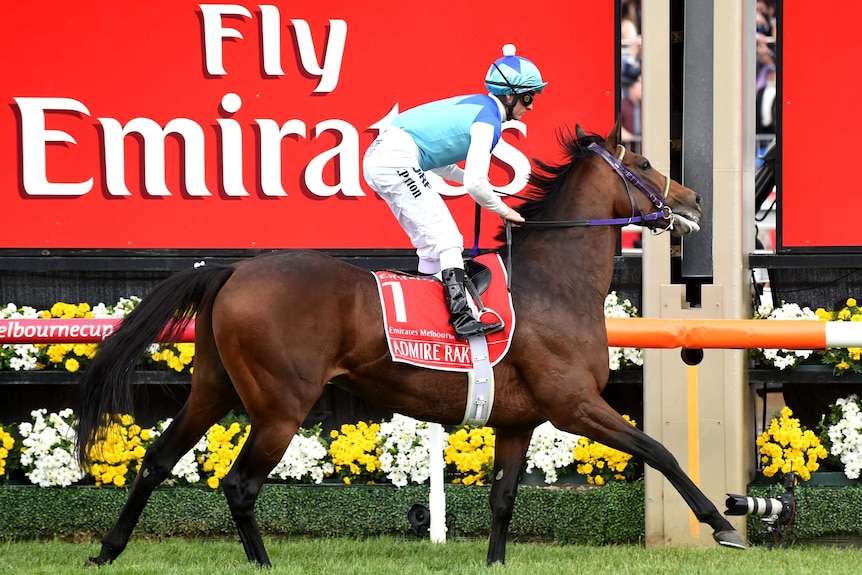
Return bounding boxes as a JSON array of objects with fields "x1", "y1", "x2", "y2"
[
  {"x1": 2, "y1": 317, "x2": 862, "y2": 349},
  {"x1": 604, "y1": 318, "x2": 862, "y2": 350}
]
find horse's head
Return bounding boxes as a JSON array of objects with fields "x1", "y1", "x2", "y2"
[{"x1": 577, "y1": 122, "x2": 703, "y2": 237}]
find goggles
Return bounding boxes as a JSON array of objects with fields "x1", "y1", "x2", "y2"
[{"x1": 519, "y1": 91, "x2": 536, "y2": 106}]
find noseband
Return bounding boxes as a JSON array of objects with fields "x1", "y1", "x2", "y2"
[{"x1": 515, "y1": 142, "x2": 675, "y2": 231}]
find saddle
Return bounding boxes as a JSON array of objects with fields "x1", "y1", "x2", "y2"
[
  {"x1": 464, "y1": 258, "x2": 492, "y2": 295},
  {"x1": 389, "y1": 257, "x2": 492, "y2": 294}
]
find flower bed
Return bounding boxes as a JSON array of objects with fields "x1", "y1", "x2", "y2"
[
  {"x1": 756, "y1": 396, "x2": 862, "y2": 484},
  {"x1": 0, "y1": 292, "x2": 644, "y2": 489},
  {"x1": 0, "y1": 298, "x2": 192, "y2": 373},
  {"x1": 753, "y1": 298, "x2": 862, "y2": 375},
  {"x1": 0, "y1": 410, "x2": 642, "y2": 489}
]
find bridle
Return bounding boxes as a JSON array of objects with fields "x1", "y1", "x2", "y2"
[
  {"x1": 499, "y1": 142, "x2": 678, "y2": 286},
  {"x1": 514, "y1": 142, "x2": 674, "y2": 231}
]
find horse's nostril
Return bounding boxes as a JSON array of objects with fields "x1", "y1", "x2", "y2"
[{"x1": 695, "y1": 194, "x2": 703, "y2": 207}]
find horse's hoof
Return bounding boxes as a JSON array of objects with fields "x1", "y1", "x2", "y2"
[{"x1": 713, "y1": 530, "x2": 746, "y2": 549}]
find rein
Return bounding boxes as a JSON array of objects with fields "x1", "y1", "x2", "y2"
[
  {"x1": 499, "y1": 142, "x2": 675, "y2": 287},
  {"x1": 515, "y1": 142, "x2": 673, "y2": 230}
]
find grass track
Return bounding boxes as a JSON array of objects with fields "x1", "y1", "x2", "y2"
[{"x1": 1, "y1": 537, "x2": 860, "y2": 575}]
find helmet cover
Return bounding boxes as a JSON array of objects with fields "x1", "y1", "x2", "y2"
[{"x1": 484, "y1": 44, "x2": 547, "y2": 95}]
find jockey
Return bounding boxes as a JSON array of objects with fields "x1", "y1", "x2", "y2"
[{"x1": 363, "y1": 44, "x2": 547, "y2": 340}]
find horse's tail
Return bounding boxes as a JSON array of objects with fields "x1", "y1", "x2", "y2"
[{"x1": 75, "y1": 264, "x2": 236, "y2": 466}]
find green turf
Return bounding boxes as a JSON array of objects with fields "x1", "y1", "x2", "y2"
[{"x1": 2, "y1": 536, "x2": 860, "y2": 575}]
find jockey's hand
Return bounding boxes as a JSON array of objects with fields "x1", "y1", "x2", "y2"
[{"x1": 502, "y1": 207, "x2": 525, "y2": 223}]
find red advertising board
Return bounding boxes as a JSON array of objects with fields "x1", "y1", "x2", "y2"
[
  {"x1": 779, "y1": 1, "x2": 862, "y2": 251},
  {"x1": 1, "y1": 1, "x2": 615, "y2": 250}
]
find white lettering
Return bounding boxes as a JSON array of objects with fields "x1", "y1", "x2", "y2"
[
  {"x1": 15, "y1": 97, "x2": 94, "y2": 196},
  {"x1": 0, "y1": 320, "x2": 115, "y2": 343},
  {"x1": 432, "y1": 121, "x2": 530, "y2": 198},
  {"x1": 256, "y1": 118, "x2": 307, "y2": 197},
  {"x1": 99, "y1": 117, "x2": 211, "y2": 197},
  {"x1": 260, "y1": 4, "x2": 284, "y2": 76},
  {"x1": 218, "y1": 93, "x2": 248, "y2": 196},
  {"x1": 305, "y1": 119, "x2": 363, "y2": 197},
  {"x1": 369, "y1": 104, "x2": 399, "y2": 133},
  {"x1": 444, "y1": 344, "x2": 471, "y2": 363},
  {"x1": 493, "y1": 121, "x2": 531, "y2": 196},
  {"x1": 14, "y1": 97, "x2": 530, "y2": 201},
  {"x1": 291, "y1": 18, "x2": 347, "y2": 93},
  {"x1": 200, "y1": 4, "x2": 252, "y2": 76},
  {"x1": 382, "y1": 281, "x2": 407, "y2": 323},
  {"x1": 199, "y1": 5, "x2": 345, "y2": 93},
  {"x1": 392, "y1": 340, "x2": 441, "y2": 361}
]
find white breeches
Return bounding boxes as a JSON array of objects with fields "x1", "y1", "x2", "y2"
[{"x1": 363, "y1": 129, "x2": 464, "y2": 274}]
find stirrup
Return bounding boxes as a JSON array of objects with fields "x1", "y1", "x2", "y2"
[{"x1": 450, "y1": 313, "x2": 503, "y2": 340}]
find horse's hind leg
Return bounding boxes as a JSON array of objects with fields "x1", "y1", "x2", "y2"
[
  {"x1": 220, "y1": 420, "x2": 303, "y2": 567},
  {"x1": 560, "y1": 397, "x2": 745, "y2": 549},
  {"x1": 487, "y1": 427, "x2": 534, "y2": 565},
  {"x1": 87, "y1": 387, "x2": 238, "y2": 566}
]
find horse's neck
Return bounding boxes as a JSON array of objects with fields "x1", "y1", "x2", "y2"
[{"x1": 512, "y1": 226, "x2": 618, "y2": 308}]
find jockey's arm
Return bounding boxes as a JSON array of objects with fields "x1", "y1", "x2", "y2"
[
  {"x1": 429, "y1": 123, "x2": 523, "y2": 222},
  {"x1": 448, "y1": 122, "x2": 507, "y2": 216}
]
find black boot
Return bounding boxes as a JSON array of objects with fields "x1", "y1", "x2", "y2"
[{"x1": 442, "y1": 268, "x2": 503, "y2": 340}]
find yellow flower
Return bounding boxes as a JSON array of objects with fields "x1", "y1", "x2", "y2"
[
  {"x1": 572, "y1": 415, "x2": 639, "y2": 485},
  {"x1": 757, "y1": 406, "x2": 826, "y2": 482},
  {"x1": 444, "y1": 426, "x2": 495, "y2": 486},
  {"x1": 328, "y1": 421, "x2": 383, "y2": 484},
  {"x1": 0, "y1": 428, "x2": 14, "y2": 479},
  {"x1": 848, "y1": 298, "x2": 857, "y2": 307},
  {"x1": 85, "y1": 414, "x2": 157, "y2": 486}
]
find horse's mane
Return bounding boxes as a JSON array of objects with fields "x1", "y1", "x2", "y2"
[{"x1": 492, "y1": 127, "x2": 606, "y2": 247}]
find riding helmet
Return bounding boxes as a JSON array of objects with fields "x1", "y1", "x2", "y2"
[{"x1": 484, "y1": 44, "x2": 548, "y2": 95}]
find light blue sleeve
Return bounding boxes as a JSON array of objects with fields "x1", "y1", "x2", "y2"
[{"x1": 391, "y1": 95, "x2": 502, "y2": 170}]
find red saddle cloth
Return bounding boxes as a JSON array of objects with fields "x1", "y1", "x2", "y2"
[{"x1": 372, "y1": 253, "x2": 515, "y2": 372}]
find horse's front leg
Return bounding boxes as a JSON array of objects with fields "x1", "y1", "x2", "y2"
[
  {"x1": 566, "y1": 397, "x2": 746, "y2": 549},
  {"x1": 486, "y1": 426, "x2": 534, "y2": 565}
]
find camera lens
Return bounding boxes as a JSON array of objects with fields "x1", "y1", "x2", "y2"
[{"x1": 724, "y1": 494, "x2": 783, "y2": 517}]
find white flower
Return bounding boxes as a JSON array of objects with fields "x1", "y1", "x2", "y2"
[
  {"x1": 604, "y1": 291, "x2": 643, "y2": 370},
  {"x1": 754, "y1": 302, "x2": 819, "y2": 370},
  {"x1": 524, "y1": 421, "x2": 581, "y2": 484},
  {"x1": 827, "y1": 395, "x2": 862, "y2": 480},
  {"x1": 376, "y1": 414, "x2": 443, "y2": 487},
  {"x1": 149, "y1": 418, "x2": 208, "y2": 485},
  {"x1": 17, "y1": 408, "x2": 85, "y2": 487},
  {"x1": 0, "y1": 296, "x2": 143, "y2": 371},
  {"x1": 270, "y1": 430, "x2": 333, "y2": 484}
]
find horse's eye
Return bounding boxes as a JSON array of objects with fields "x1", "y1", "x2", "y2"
[{"x1": 641, "y1": 161, "x2": 651, "y2": 171}]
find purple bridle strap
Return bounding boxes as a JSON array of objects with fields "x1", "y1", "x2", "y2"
[
  {"x1": 586, "y1": 142, "x2": 669, "y2": 211},
  {"x1": 516, "y1": 142, "x2": 671, "y2": 229}
]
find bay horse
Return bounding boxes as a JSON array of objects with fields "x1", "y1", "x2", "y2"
[{"x1": 75, "y1": 122, "x2": 745, "y2": 567}]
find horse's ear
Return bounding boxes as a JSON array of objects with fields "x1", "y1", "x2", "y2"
[
  {"x1": 606, "y1": 117, "x2": 623, "y2": 150},
  {"x1": 575, "y1": 124, "x2": 588, "y2": 140}
]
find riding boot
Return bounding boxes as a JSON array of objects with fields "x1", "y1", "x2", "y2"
[{"x1": 441, "y1": 268, "x2": 503, "y2": 340}]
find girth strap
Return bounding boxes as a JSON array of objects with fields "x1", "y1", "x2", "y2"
[{"x1": 461, "y1": 335, "x2": 495, "y2": 426}]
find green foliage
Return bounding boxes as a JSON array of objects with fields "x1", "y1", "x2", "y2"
[
  {"x1": 0, "y1": 483, "x2": 645, "y2": 545},
  {"x1": 747, "y1": 483, "x2": 862, "y2": 545},
  {"x1": 7, "y1": 482, "x2": 862, "y2": 547}
]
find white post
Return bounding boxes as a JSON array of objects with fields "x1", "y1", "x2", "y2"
[{"x1": 428, "y1": 422, "x2": 447, "y2": 543}]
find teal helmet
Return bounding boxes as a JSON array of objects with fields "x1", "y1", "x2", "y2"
[{"x1": 484, "y1": 44, "x2": 548, "y2": 95}]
